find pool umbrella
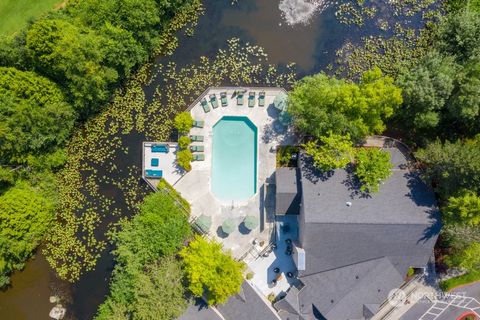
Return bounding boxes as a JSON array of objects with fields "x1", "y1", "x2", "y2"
[
  {"x1": 273, "y1": 92, "x2": 288, "y2": 112},
  {"x1": 195, "y1": 214, "x2": 212, "y2": 233},
  {"x1": 222, "y1": 218, "x2": 236, "y2": 235},
  {"x1": 244, "y1": 216, "x2": 259, "y2": 231}
]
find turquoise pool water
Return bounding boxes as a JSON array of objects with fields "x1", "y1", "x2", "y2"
[{"x1": 211, "y1": 116, "x2": 257, "y2": 201}]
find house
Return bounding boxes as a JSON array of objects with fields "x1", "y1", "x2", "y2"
[{"x1": 273, "y1": 146, "x2": 441, "y2": 320}]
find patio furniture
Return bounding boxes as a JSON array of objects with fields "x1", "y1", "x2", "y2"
[
  {"x1": 210, "y1": 94, "x2": 219, "y2": 108},
  {"x1": 272, "y1": 279, "x2": 277, "y2": 285},
  {"x1": 151, "y1": 144, "x2": 169, "y2": 153},
  {"x1": 201, "y1": 98, "x2": 210, "y2": 113},
  {"x1": 271, "y1": 243, "x2": 277, "y2": 250},
  {"x1": 220, "y1": 92, "x2": 228, "y2": 107},
  {"x1": 285, "y1": 238, "x2": 292, "y2": 245},
  {"x1": 237, "y1": 92, "x2": 244, "y2": 106},
  {"x1": 222, "y1": 218, "x2": 235, "y2": 235},
  {"x1": 195, "y1": 214, "x2": 212, "y2": 233},
  {"x1": 286, "y1": 245, "x2": 293, "y2": 256},
  {"x1": 273, "y1": 267, "x2": 280, "y2": 274},
  {"x1": 193, "y1": 153, "x2": 205, "y2": 161},
  {"x1": 145, "y1": 169, "x2": 163, "y2": 178},
  {"x1": 190, "y1": 145, "x2": 204, "y2": 152},
  {"x1": 287, "y1": 272, "x2": 294, "y2": 278},
  {"x1": 190, "y1": 135, "x2": 204, "y2": 142},
  {"x1": 259, "y1": 91, "x2": 266, "y2": 107},
  {"x1": 193, "y1": 120, "x2": 204, "y2": 128},
  {"x1": 151, "y1": 158, "x2": 159, "y2": 167},
  {"x1": 244, "y1": 215, "x2": 259, "y2": 230},
  {"x1": 248, "y1": 92, "x2": 255, "y2": 107}
]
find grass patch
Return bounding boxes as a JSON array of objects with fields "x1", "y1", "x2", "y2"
[
  {"x1": 439, "y1": 271, "x2": 480, "y2": 291},
  {"x1": 0, "y1": 0, "x2": 60, "y2": 35}
]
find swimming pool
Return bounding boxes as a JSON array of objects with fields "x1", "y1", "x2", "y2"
[{"x1": 211, "y1": 116, "x2": 257, "y2": 201}]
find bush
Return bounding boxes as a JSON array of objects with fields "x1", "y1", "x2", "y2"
[
  {"x1": 178, "y1": 136, "x2": 191, "y2": 150},
  {"x1": 303, "y1": 133, "x2": 354, "y2": 172},
  {"x1": 174, "y1": 112, "x2": 193, "y2": 134},
  {"x1": 439, "y1": 270, "x2": 480, "y2": 291},
  {"x1": 288, "y1": 67, "x2": 402, "y2": 142},
  {"x1": 276, "y1": 145, "x2": 299, "y2": 167},
  {"x1": 177, "y1": 149, "x2": 193, "y2": 171},
  {"x1": 246, "y1": 272, "x2": 254, "y2": 280},
  {"x1": 354, "y1": 148, "x2": 393, "y2": 193},
  {"x1": 96, "y1": 191, "x2": 191, "y2": 319},
  {"x1": 0, "y1": 182, "x2": 55, "y2": 287},
  {"x1": 180, "y1": 236, "x2": 245, "y2": 305}
]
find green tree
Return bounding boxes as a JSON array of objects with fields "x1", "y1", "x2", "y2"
[
  {"x1": 446, "y1": 242, "x2": 480, "y2": 272},
  {"x1": 25, "y1": 18, "x2": 118, "y2": 117},
  {"x1": 96, "y1": 191, "x2": 191, "y2": 319},
  {"x1": 396, "y1": 51, "x2": 457, "y2": 141},
  {"x1": 180, "y1": 236, "x2": 245, "y2": 305},
  {"x1": 443, "y1": 191, "x2": 480, "y2": 226},
  {"x1": 0, "y1": 182, "x2": 55, "y2": 287},
  {"x1": 174, "y1": 112, "x2": 193, "y2": 134},
  {"x1": 415, "y1": 137, "x2": 480, "y2": 199},
  {"x1": 437, "y1": 9, "x2": 480, "y2": 63},
  {"x1": 177, "y1": 149, "x2": 193, "y2": 171},
  {"x1": 303, "y1": 133, "x2": 354, "y2": 171},
  {"x1": 354, "y1": 148, "x2": 393, "y2": 193},
  {"x1": 0, "y1": 67, "x2": 75, "y2": 164},
  {"x1": 288, "y1": 67, "x2": 402, "y2": 141},
  {"x1": 178, "y1": 136, "x2": 191, "y2": 149}
]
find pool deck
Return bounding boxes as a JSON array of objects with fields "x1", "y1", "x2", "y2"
[{"x1": 173, "y1": 87, "x2": 299, "y2": 258}]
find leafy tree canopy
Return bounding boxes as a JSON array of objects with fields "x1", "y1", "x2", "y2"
[
  {"x1": 0, "y1": 67, "x2": 75, "y2": 164},
  {"x1": 443, "y1": 190, "x2": 480, "y2": 227},
  {"x1": 354, "y1": 148, "x2": 393, "y2": 193},
  {"x1": 288, "y1": 67, "x2": 402, "y2": 142},
  {"x1": 415, "y1": 137, "x2": 480, "y2": 199},
  {"x1": 180, "y1": 236, "x2": 245, "y2": 305},
  {"x1": 303, "y1": 132, "x2": 354, "y2": 172},
  {"x1": 174, "y1": 112, "x2": 193, "y2": 134},
  {"x1": 0, "y1": 182, "x2": 55, "y2": 287}
]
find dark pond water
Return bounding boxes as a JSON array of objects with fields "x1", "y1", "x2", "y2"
[{"x1": 0, "y1": 0, "x2": 426, "y2": 319}]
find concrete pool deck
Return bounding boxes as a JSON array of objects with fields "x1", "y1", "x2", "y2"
[{"x1": 173, "y1": 87, "x2": 299, "y2": 258}]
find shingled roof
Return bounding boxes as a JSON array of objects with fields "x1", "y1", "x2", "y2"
[{"x1": 275, "y1": 147, "x2": 441, "y2": 320}]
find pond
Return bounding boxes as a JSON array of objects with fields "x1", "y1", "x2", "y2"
[{"x1": 0, "y1": 0, "x2": 431, "y2": 319}]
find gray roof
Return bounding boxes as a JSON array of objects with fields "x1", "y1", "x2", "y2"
[
  {"x1": 276, "y1": 167, "x2": 301, "y2": 215},
  {"x1": 276, "y1": 258, "x2": 404, "y2": 320},
  {"x1": 179, "y1": 298, "x2": 222, "y2": 320},
  {"x1": 275, "y1": 147, "x2": 441, "y2": 320},
  {"x1": 217, "y1": 281, "x2": 280, "y2": 320}
]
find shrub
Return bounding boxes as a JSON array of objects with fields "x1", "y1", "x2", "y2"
[
  {"x1": 174, "y1": 112, "x2": 193, "y2": 134},
  {"x1": 178, "y1": 136, "x2": 191, "y2": 150},
  {"x1": 246, "y1": 272, "x2": 254, "y2": 280},
  {"x1": 180, "y1": 236, "x2": 245, "y2": 305},
  {"x1": 177, "y1": 149, "x2": 193, "y2": 171},
  {"x1": 354, "y1": 148, "x2": 393, "y2": 193},
  {"x1": 303, "y1": 133, "x2": 354, "y2": 172}
]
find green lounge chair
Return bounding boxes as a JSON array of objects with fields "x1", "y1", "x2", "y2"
[
  {"x1": 193, "y1": 154, "x2": 205, "y2": 161},
  {"x1": 210, "y1": 94, "x2": 219, "y2": 108},
  {"x1": 201, "y1": 98, "x2": 210, "y2": 113},
  {"x1": 220, "y1": 92, "x2": 228, "y2": 107},
  {"x1": 237, "y1": 92, "x2": 244, "y2": 106},
  {"x1": 190, "y1": 135, "x2": 204, "y2": 142},
  {"x1": 190, "y1": 145, "x2": 204, "y2": 152},
  {"x1": 193, "y1": 120, "x2": 204, "y2": 128},
  {"x1": 259, "y1": 91, "x2": 265, "y2": 107},
  {"x1": 248, "y1": 92, "x2": 255, "y2": 108}
]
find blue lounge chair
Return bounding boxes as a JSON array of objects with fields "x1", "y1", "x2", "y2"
[
  {"x1": 248, "y1": 92, "x2": 255, "y2": 108},
  {"x1": 237, "y1": 92, "x2": 244, "y2": 106},
  {"x1": 201, "y1": 98, "x2": 210, "y2": 113},
  {"x1": 190, "y1": 135, "x2": 204, "y2": 142},
  {"x1": 193, "y1": 120, "x2": 204, "y2": 128},
  {"x1": 259, "y1": 91, "x2": 265, "y2": 107},
  {"x1": 210, "y1": 94, "x2": 219, "y2": 108},
  {"x1": 220, "y1": 92, "x2": 228, "y2": 107},
  {"x1": 193, "y1": 154, "x2": 205, "y2": 161},
  {"x1": 151, "y1": 144, "x2": 169, "y2": 153},
  {"x1": 145, "y1": 169, "x2": 163, "y2": 178},
  {"x1": 151, "y1": 158, "x2": 159, "y2": 167}
]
